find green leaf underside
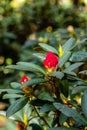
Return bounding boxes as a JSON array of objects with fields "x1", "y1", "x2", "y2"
[
  {"x1": 72, "y1": 86, "x2": 87, "y2": 94},
  {"x1": 3, "y1": 94, "x2": 23, "y2": 99},
  {"x1": 50, "y1": 71, "x2": 64, "y2": 79},
  {"x1": 22, "y1": 78, "x2": 47, "y2": 87},
  {"x1": 48, "y1": 127, "x2": 79, "y2": 130},
  {"x1": 53, "y1": 103, "x2": 87, "y2": 125},
  {"x1": 62, "y1": 38, "x2": 76, "y2": 52},
  {"x1": 81, "y1": 90, "x2": 87, "y2": 119},
  {"x1": 6, "y1": 62, "x2": 46, "y2": 75},
  {"x1": 6, "y1": 96, "x2": 29, "y2": 117},
  {"x1": 39, "y1": 43, "x2": 58, "y2": 54},
  {"x1": 0, "y1": 89, "x2": 22, "y2": 94},
  {"x1": 59, "y1": 52, "x2": 71, "y2": 68}
]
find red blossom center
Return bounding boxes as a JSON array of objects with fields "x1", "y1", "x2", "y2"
[{"x1": 43, "y1": 51, "x2": 58, "y2": 69}]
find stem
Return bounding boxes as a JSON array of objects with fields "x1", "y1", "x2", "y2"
[{"x1": 33, "y1": 106, "x2": 50, "y2": 128}]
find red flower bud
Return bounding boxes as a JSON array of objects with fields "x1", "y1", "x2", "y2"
[
  {"x1": 16, "y1": 122, "x2": 24, "y2": 130},
  {"x1": 20, "y1": 76, "x2": 32, "y2": 96},
  {"x1": 21, "y1": 76, "x2": 29, "y2": 85},
  {"x1": 44, "y1": 52, "x2": 58, "y2": 71}
]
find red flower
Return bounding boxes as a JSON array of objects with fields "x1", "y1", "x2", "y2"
[
  {"x1": 44, "y1": 52, "x2": 58, "y2": 72},
  {"x1": 21, "y1": 76, "x2": 29, "y2": 85}
]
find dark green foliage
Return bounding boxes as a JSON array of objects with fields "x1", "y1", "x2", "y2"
[{"x1": 0, "y1": 0, "x2": 87, "y2": 129}]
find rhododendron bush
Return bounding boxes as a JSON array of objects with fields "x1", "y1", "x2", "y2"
[{"x1": 0, "y1": 38, "x2": 87, "y2": 130}]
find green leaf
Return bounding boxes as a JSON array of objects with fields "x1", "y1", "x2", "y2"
[
  {"x1": 72, "y1": 86, "x2": 87, "y2": 94},
  {"x1": 3, "y1": 94, "x2": 23, "y2": 99},
  {"x1": 67, "y1": 76, "x2": 87, "y2": 86},
  {"x1": 63, "y1": 62, "x2": 84, "y2": 72},
  {"x1": 10, "y1": 82, "x2": 21, "y2": 88},
  {"x1": 33, "y1": 53, "x2": 45, "y2": 61},
  {"x1": 48, "y1": 127, "x2": 79, "y2": 130},
  {"x1": 79, "y1": 70, "x2": 87, "y2": 75},
  {"x1": 38, "y1": 91, "x2": 54, "y2": 102},
  {"x1": 70, "y1": 51, "x2": 87, "y2": 62},
  {"x1": 39, "y1": 43, "x2": 58, "y2": 54},
  {"x1": 53, "y1": 103, "x2": 87, "y2": 125},
  {"x1": 59, "y1": 113, "x2": 68, "y2": 125},
  {"x1": 62, "y1": 38, "x2": 75, "y2": 52},
  {"x1": 22, "y1": 78, "x2": 47, "y2": 87},
  {"x1": 0, "y1": 89, "x2": 22, "y2": 94},
  {"x1": 6, "y1": 96, "x2": 29, "y2": 117},
  {"x1": 63, "y1": 71, "x2": 76, "y2": 76},
  {"x1": 40, "y1": 104, "x2": 55, "y2": 112},
  {"x1": 5, "y1": 121, "x2": 16, "y2": 130},
  {"x1": 13, "y1": 103, "x2": 32, "y2": 123},
  {"x1": 30, "y1": 123, "x2": 42, "y2": 130},
  {"x1": 50, "y1": 71, "x2": 64, "y2": 79},
  {"x1": 6, "y1": 62, "x2": 46, "y2": 75},
  {"x1": 59, "y1": 52, "x2": 71, "y2": 68},
  {"x1": 73, "y1": 38, "x2": 87, "y2": 49},
  {"x1": 81, "y1": 90, "x2": 87, "y2": 118},
  {"x1": 17, "y1": 62, "x2": 46, "y2": 75}
]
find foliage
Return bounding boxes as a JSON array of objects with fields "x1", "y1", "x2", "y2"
[
  {"x1": 0, "y1": 37, "x2": 87, "y2": 130},
  {"x1": 0, "y1": 0, "x2": 87, "y2": 129},
  {"x1": 0, "y1": 0, "x2": 87, "y2": 88}
]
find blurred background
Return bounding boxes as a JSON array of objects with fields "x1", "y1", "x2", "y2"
[{"x1": 0, "y1": 0, "x2": 87, "y2": 113}]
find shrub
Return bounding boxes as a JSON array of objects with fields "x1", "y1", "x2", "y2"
[{"x1": 0, "y1": 38, "x2": 87, "y2": 130}]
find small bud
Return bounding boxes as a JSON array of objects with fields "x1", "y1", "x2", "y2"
[
  {"x1": 21, "y1": 76, "x2": 29, "y2": 85},
  {"x1": 20, "y1": 76, "x2": 32, "y2": 96},
  {"x1": 59, "y1": 44, "x2": 64, "y2": 57},
  {"x1": 44, "y1": 52, "x2": 58, "y2": 73},
  {"x1": 67, "y1": 25, "x2": 74, "y2": 33},
  {"x1": 16, "y1": 122, "x2": 23, "y2": 130},
  {"x1": 24, "y1": 114, "x2": 28, "y2": 126}
]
